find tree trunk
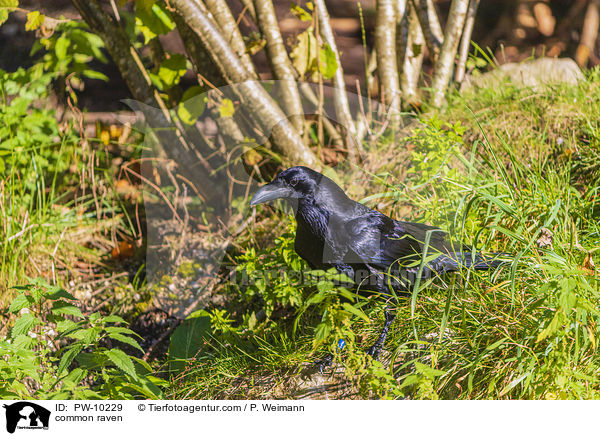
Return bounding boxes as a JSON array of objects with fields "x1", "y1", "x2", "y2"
[
  {"x1": 254, "y1": 0, "x2": 305, "y2": 133},
  {"x1": 400, "y1": 3, "x2": 425, "y2": 106},
  {"x1": 575, "y1": 0, "x2": 600, "y2": 67},
  {"x1": 412, "y1": 0, "x2": 443, "y2": 60},
  {"x1": 429, "y1": 0, "x2": 469, "y2": 107},
  {"x1": 70, "y1": 0, "x2": 227, "y2": 205},
  {"x1": 314, "y1": 0, "x2": 361, "y2": 162},
  {"x1": 375, "y1": 0, "x2": 401, "y2": 113},
  {"x1": 455, "y1": 0, "x2": 480, "y2": 84},
  {"x1": 170, "y1": 0, "x2": 319, "y2": 167}
]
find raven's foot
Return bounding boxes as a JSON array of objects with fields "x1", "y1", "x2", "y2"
[
  {"x1": 312, "y1": 354, "x2": 334, "y2": 374},
  {"x1": 365, "y1": 309, "x2": 396, "y2": 362}
]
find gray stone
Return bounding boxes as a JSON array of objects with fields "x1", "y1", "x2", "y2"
[{"x1": 461, "y1": 57, "x2": 584, "y2": 91}]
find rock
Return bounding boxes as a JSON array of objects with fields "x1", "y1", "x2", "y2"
[{"x1": 461, "y1": 57, "x2": 584, "y2": 91}]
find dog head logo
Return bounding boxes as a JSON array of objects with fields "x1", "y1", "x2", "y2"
[{"x1": 3, "y1": 402, "x2": 50, "y2": 433}]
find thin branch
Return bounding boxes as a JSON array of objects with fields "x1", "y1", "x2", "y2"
[
  {"x1": 314, "y1": 0, "x2": 361, "y2": 162},
  {"x1": 375, "y1": 0, "x2": 401, "y2": 113},
  {"x1": 455, "y1": 0, "x2": 480, "y2": 84},
  {"x1": 412, "y1": 0, "x2": 443, "y2": 60},
  {"x1": 575, "y1": 0, "x2": 600, "y2": 67},
  {"x1": 430, "y1": 0, "x2": 469, "y2": 107},
  {"x1": 202, "y1": 0, "x2": 258, "y2": 78},
  {"x1": 170, "y1": 0, "x2": 319, "y2": 167},
  {"x1": 400, "y1": 3, "x2": 425, "y2": 106},
  {"x1": 253, "y1": 0, "x2": 305, "y2": 133}
]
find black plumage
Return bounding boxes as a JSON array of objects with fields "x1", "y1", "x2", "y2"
[{"x1": 251, "y1": 166, "x2": 505, "y2": 362}]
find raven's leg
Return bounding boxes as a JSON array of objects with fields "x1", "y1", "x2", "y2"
[
  {"x1": 366, "y1": 309, "x2": 396, "y2": 360},
  {"x1": 312, "y1": 353, "x2": 334, "y2": 374}
]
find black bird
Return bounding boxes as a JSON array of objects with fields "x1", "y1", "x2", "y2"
[{"x1": 251, "y1": 166, "x2": 504, "y2": 362}]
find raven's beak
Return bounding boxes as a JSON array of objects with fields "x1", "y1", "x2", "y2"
[{"x1": 250, "y1": 182, "x2": 293, "y2": 206}]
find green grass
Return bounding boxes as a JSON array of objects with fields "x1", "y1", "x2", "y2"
[
  {"x1": 169, "y1": 70, "x2": 600, "y2": 400},
  {"x1": 1, "y1": 60, "x2": 599, "y2": 399}
]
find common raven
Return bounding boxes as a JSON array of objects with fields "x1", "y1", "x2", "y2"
[{"x1": 251, "y1": 166, "x2": 505, "y2": 363}]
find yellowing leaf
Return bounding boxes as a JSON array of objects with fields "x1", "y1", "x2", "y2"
[
  {"x1": 290, "y1": 4, "x2": 312, "y2": 21},
  {"x1": 290, "y1": 27, "x2": 318, "y2": 79},
  {"x1": 0, "y1": 0, "x2": 18, "y2": 27},
  {"x1": 177, "y1": 86, "x2": 206, "y2": 125},
  {"x1": 219, "y1": 99, "x2": 235, "y2": 118},
  {"x1": 25, "y1": 10, "x2": 45, "y2": 31}
]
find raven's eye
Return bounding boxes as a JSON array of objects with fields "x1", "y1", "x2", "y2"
[{"x1": 290, "y1": 177, "x2": 298, "y2": 186}]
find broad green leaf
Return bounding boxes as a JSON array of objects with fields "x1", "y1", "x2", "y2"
[
  {"x1": 55, "y1": 34, "x2": 70, "y2": 60},
  {"x1": 154, "y1": 53, "x2": 187, "y2": 89},
  {"x1": 319, "y1": 43, "x2": 338, "y2": 79},
  {"x1": 313, "y1": 321, "x2": 331, "y2": 344},
  {"x1": 108, "y1": 332, "x2": 144, "y2": 354},
  {"x1": 290, "y1": 27, "x2": 318, "y2": 78},
  {"x1": 341, "y1": 302, "x2": 370, "y2": 322},
  {"x1": 177, "y1": 86, "x2": 206, "y2": 125},
  {"x1": 51, "y1": 301, "x2": 84, "y2": 318},
  {"x1": 101, "y1": 315, "x2": 127, "y2": 324},
  {"x1": 105, "y1": 348, "x2": 138, "y2": 379},
  {"x1": 11, "y1": 313, "x2": 38, "y2": 338},
  {"x1": 168, "y1": 313, "x2": 211, "y2": 373},
  {"x1": 8, "y1": 293, "x2": 32, "y2": 313},
  {"x1": 58, "y1": 343, "x2": 84, "y2": 376},
  {"x1": 135, "y1": 0, "x2": 175, "y2": 44},
  {"x1": 290, "y1": 4, "x2": 312, "y2": 21}
]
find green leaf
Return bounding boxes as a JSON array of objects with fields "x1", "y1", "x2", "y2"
[
  {"x1": 155, "y1": 53, "x2": 187, "y2": 89},
  {"x1": 290, "y1": 27, "x2": 318, "y2": 78},
  {"x1": 168, "y1": 313, "x2": 211, "y2": 372},
  {"x1": 135, "y1": 0, "x2": 175, "y2": 44},
  {"x1": 55, "y1": 34, "x2": 70, "y2": 60},
  {"x1": 45, "y1": 286, "x2": 76, "y2": 300},
  {"x1": 177, "y1": 86, "x2": 206, "y2": 125},
  {"x1": 101, "y1": 315, "x2": 127, "y2": 324},
  {"x1": 414, "y1": 362, "x2": 445, "y2": 378},
  {"x1": 218, "y1": 98, "x2": 235, "y2": 118},
  {"x1": 313, "y1": 321, "x2": 331, "y2": 344},
  {"x1": 25, "y1": 10, "x2": 45, "y2": 31},
  {"x1": 319, "y1": 43, "x2": 338, "y2": 79},
  {"x1": 52, "y1": 301, "x2": 84, "y2": 318},
  {"x1": 82, "y1": 69, "x2": 109, "y2": 81},
  {"x1": 105, "y1": 348, "x2": 138, "y2": 379},
  {"x1": 341, "y1": 302, "x2": 370, "y2": 322},
  {"x1": 0, "y1": 0, "x2": 18, "y2": 27},
  {"x1": 58, "y1": 344, "x2": 84, "y2": 376},
  {"x1": 108, "y1": 332, "x2": 145, "y2": 354},
  {"x1": 8, "y1": 293, "x2": 33, "y2": 313},
  {"x1": 11, "y1": 313, "x2": 38, "y2": 338}
]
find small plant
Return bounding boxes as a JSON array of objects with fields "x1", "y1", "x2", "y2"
[{"x1": 1, "y1": 278, "x2": 165, "y2": 399}]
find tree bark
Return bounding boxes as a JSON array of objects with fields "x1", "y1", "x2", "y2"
[
  {"x1": 203, "y1": 0, "x2": 258, "y2": 78},
  {"x1": 400, "y1": 3, "x2": 424, "y2": 106},
  {"x1": 314, "y1": 0, "x2": 361, "y2": 162},
  {"x1": 429, "y1": 0, "x2": 469, "y2": 107},
  {"x1": 575, "y1": 0, "x2": 600, "y2": 67},
  {"x1": 375, "y1": 0, "x2": 401, "y2": 113},
  {"x1": 412, "y1": 0, "x2": 443, "y2": 60},
  {"x1": 455, "y1": 0, "x2": 480, "y2": 84},
  {"x1": 253, "y1": 0, "x2": 305, "y2": 133},
  {"x1": 71, "y1": 0, "x2": 227, "y2": 205},
  {"x1": 170, "y1": 0, "x2": 319, "y2": 167}
]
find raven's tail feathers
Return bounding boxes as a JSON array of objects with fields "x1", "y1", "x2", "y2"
[{"x1": 438, "y1": 252, "x2": 509, "y2": 272}]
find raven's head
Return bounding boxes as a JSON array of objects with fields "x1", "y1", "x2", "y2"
[{"x1": 250, "y1": 166, "x2": 324, "y2": 206}]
